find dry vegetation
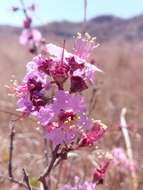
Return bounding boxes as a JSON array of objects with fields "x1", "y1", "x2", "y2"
[{"x1": 0, "y1": 32, "x2": 143, "y2": 190}]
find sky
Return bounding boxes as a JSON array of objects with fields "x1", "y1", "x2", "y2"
[{"x1": 1, "y1": 0, "x2": 143, "y2": 26}]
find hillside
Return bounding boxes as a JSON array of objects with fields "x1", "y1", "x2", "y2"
[{"x1": 1, "y1": 14, "x2": 143, "y2": 42}]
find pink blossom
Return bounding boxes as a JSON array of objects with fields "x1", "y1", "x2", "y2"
[
  {"x1": 79, "y1": 121, "x2": 107, "y2": 147},
  {"x1": 73, "y1": 33, "x2": 98, "y2": 59},
  {"x1": 38, "y1": 91, "x2": 91, "y2": 145},
  {"x1": 70, "y1": 76, "x2": 88, "y2": 93},
  {"x1": 60, "y1": 176, "x2": 96, "y2": 190},
  {"x1": 37, "y1": 105, "x2": 54, "y2": 126},
  {"x1": 32, "y1": 54, "x2": 69, "y2": 89},
  {"x1": 19, "y1": 29, "x2": 42, "y2": 46},
  {"x1": 25, "y1": 33, "x2": 101, "y2": 91},
  {"x1": 36, "y1": 35, "x2": 101, "y2": 91},
  {"x1": 23, "y1": 17, "x2": 32, "y2": 29},
  {"x1": 27, "y1": 3, "x2": 36, "y2": 11},
  {"x1": 112, "y1": 148, "x2": 136, "y2": 172},
  {"x1": 16, "y1": 94, "x2": 33, "y2": 114},
  {"x1": 10, "y1": 6, "x2": 19, "y2": 12},
  {"x1": 46, "y1": 43, "x2": 101, "y2": 77},
  {"x1": 16, "y1": 72, "x2": 50, "y2": 114},
  {"x1": 93, "y1": 160, "x2": 110, "y2": 184}
]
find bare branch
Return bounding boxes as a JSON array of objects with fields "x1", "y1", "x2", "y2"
[
  {"x1": 8, "y1": 122, "x2": 15, "y2": 178},
  {"x1": 39, "y1": 145, "x2": 59, "y2": 179},
  {"x1": 0, "y1": 175, "x2": 27, "y2": 188},
  {"x1": 0, "y1": 175, "x2": 39, "y2": 190},
  {"x1": 38, "y1": 145, "x2": 60, "y2": 190},
  {"x1": 20, "y1": 0, "x2": 28, "y2": 17},
  {"x1": 23, "y1": 168, "x2": 32, "y2": 190},
  {"x1": 88, "y1": 85, "x2": 98, "y2": 115},
  {"x1": 42, "y1": 128, "x2": 50, "y2": 167}
]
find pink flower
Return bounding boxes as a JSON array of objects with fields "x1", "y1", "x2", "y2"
[
  {"x1": 39, "y1": 35, "x2": 100, "y2": 91},
  {"x1": 73, "y1": 32, "x2": 98, "y2": 59},
  {"x1": 93, "y1": 160, "x2": 110, "y2": 184},
  {"x1": 10, "y1": 6, "x2": 19, "y2": 12},
  {"x1": 27, "y1": 3, "x2": 36, "y2": 11},
  {"x1": 26, "y1": 33, "x2": 101, "y2": 91},
  {"x1": 19, "y1": 29, "x2": 42, "y2": 46},
  {"x1": 46, "y1": 42, "x2": 101, "y2": 79},
  {"x1": 23, "y1": 17, "x2": 32, "y2": 29},
  {"x1": 16, "y1": 94, "x2": 33, "y2": 114},
  {"x1": 60, "y1": 176, "x2": 96, "y2": 190},
  {"x1": 70, "y1": 76, "x2": 88, "y2": 93},
  {"x1": 112, "y1": 148, "x2": 136, "y2": 172},
  {"x1": 37, "y1": 105, "x2": 54, "y2": 126},
  {"x1": 38, "y1": 46, "x2": 70, "y2": 88},
  {"x1": 16, "y1": 72, "x2": 50, "y2": 114},
  {"x1": 38, "y1": 91, "x2": 91, "y2": 145},
  {"x1": 79, "y1": 121, "x2": 107, "y2": 147}
]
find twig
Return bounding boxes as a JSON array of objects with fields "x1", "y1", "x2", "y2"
[
  {"x1": 38, "y1": 145, "x2": 60, "y2": 190},
  {"x1": 0, "y1": 175, "x2": 39, "y2": 190},
  {"x1": 0, "y1": 175, "x2": 27, "y2": 188},
  {"x1": 8, "y1": 122, "x2": 15, "y2": 178},
  {"x1": 6, "y1": 120, "x2": 38, "y2": 190},
  {"x1": 43, "y1": 134, "x2": 49, "y2": 167},
  {"x1": 39, "y1": 177, "x2": 49, "y2": 190},
  {"x1": 120, "y1": 108, "x2": 138, "y2": 190},
  {"x1": 0, "y1": 109, "x2": 37, "y2": 123},
  {"x1": 20, "y1": 0, "x2": 28, "y2": 17},
  {"x1": 0, "y1": 109, "x2": 22, "y2": 121},
  {"x1": 23, "y1": 168, "x2": 32, "y2": 190},
  {"x1": 40, "y1": 145, "x2": 60, "y2": 178},
  {"x1": 88, "y1": 85, "x2": 98, "y2": 115},
  {"x1": 42, "y1": 136, "x2": 51, "y2": 190}
]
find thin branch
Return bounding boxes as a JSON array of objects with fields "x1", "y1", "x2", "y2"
[
  {"x1": 38, "y1": 145, "x2": 60, "y2": 190},
  {"x1": 39, "y1": 177, "x2": 49, "y2": 190},
  {"x1": 0, "y1": 175, "x2": 27, "y2": 188},
  {"x1": 7, "y1": 122, "x2": 38, "y2": 190},
  {"x1": 0, "y1": 175, "x2": 39, "y2": 190},
  {"x1": 39, "y1": 145, "x2": 59, "y2": 179},
  {"x1": 0, "y1": 109, "x2": 36, "y2": 123},
  {"x1": 0, "y1": 109, "x2": 21, "y2": 119},
  {"x1": 88, "y1": 85, "x2": 98, "y2": 115},
  {"x1": 23, "y1": 168, "x2": 32, "y2": 190},
  {"x1": 20, "y1": 0, "x2": 28, "y2": 17},
  {"x1": 120, "y1": 108, "x2": 138, "y2": 190},
  {"x1": 43, "y1": 136, "x2": 49, "y2": 167},
  {"x1": 8, "y1": 122, "x2": 15, "y2": 178},
  {"x1": 42, "y1": 128, "x2": 52, "y2": 177}
]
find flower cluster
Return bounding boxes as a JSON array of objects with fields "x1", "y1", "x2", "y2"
[
  {"x1": 11, "y1": 2, "x2": 42, "y2": 53},
  {"x1": 16, "y1": 33, "x2": 105, "y2": 148}
]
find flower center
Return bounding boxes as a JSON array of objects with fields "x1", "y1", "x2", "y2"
[{"x1": 58, "y1": 110, "x2": 79, "y2": 126}]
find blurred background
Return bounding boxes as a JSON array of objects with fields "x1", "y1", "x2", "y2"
[{"x1": 0, "y1": 0, "x2": 143, "y2": 190}]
